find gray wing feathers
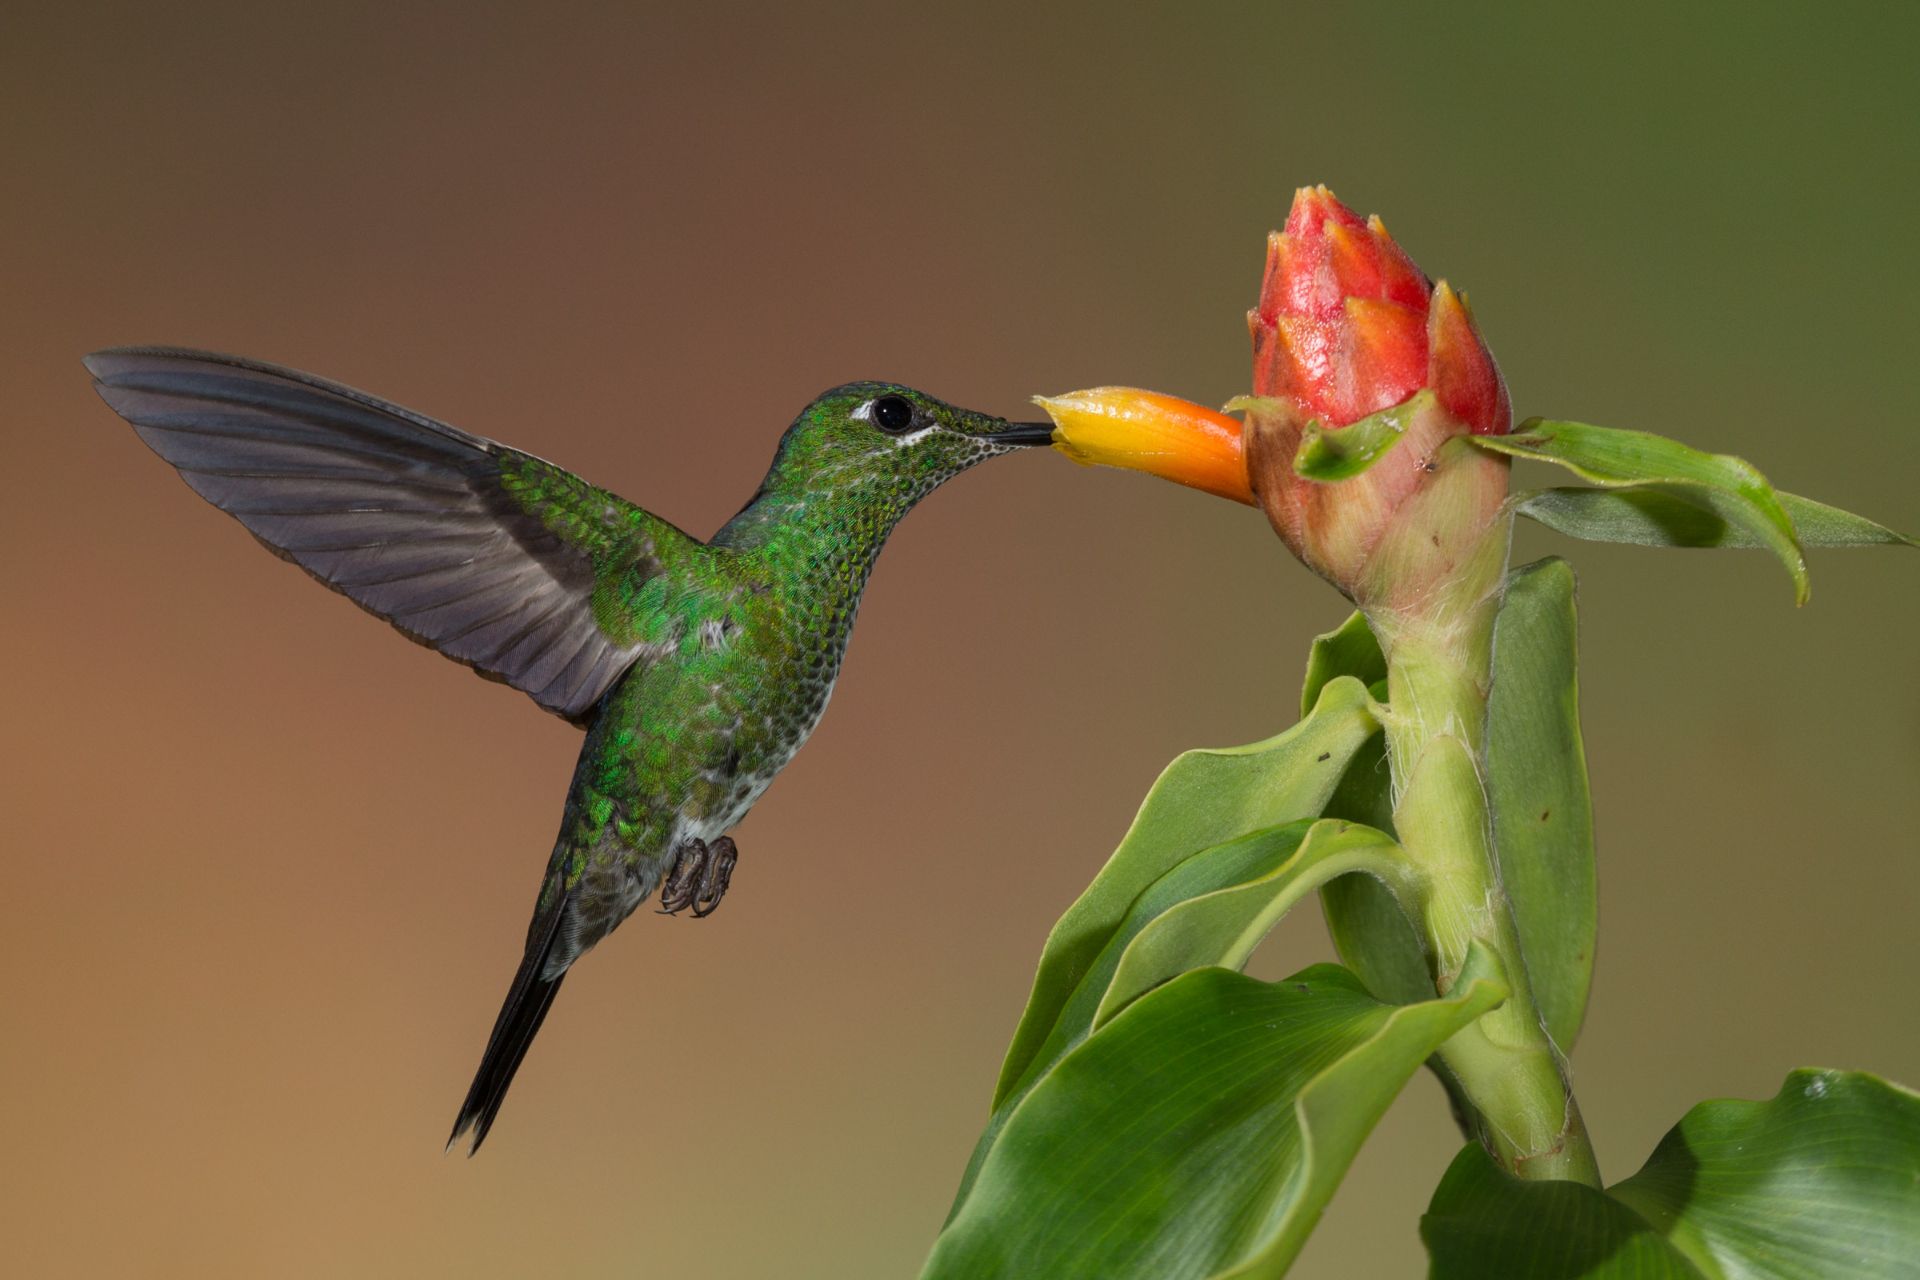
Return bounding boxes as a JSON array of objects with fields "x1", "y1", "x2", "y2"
[{"x1": 86, "y1": 346, "x2": 648, "y2": 721}]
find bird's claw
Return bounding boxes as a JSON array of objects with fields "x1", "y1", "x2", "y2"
[{"x1": 658, "y1": 836, "x2": 736, "y2": 917}]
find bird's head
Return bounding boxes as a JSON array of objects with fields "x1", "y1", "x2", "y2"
[{"x1": 757, "y1": 383, "x2": 1054, "y2": 507}]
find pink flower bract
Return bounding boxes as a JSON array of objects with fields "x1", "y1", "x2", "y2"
[{"x1": 1251, "y1": 186, "x2": 1510, "y2": 437}]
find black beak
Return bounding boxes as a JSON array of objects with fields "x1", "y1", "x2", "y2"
[{"x1": 992, "y1": 421, "x2": 1056, "y2": 446}]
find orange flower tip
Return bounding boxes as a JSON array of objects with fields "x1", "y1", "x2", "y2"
[
  {"x1": 1427, "y1": 282, "x2": 1468, "y2": 340},
  {"x1": 1286, "y1": 184, "x2": 1366, "y2": 240},
  {"x1": 1033, "y1": 387, "x2": 1253, "y2": 505},
  {"x1": 1432, "y1": 278, "x2": 1471, "y2": 314}
]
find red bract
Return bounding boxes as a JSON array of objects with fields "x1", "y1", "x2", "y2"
[{"x1": 1250, "y1": 186, "x2": 1510, "y2": 437}]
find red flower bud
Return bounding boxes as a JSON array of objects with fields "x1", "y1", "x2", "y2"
[
  {"x1": 1245, "y1": 187, "x2": 1512, "y2": 611},
  {"x1": 1250, "y1": 187, "x2": 1510, "y2": 437}
]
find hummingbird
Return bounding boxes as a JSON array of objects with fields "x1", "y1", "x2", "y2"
[{"x1": 85, "y1": 347, "x2": 1054, "y2": 1153}]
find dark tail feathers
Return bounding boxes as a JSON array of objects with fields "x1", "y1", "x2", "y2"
[{"x1": 448, "y1": 904, "x2": 569, "y2": 1155}]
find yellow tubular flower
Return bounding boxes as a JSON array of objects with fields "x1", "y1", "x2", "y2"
[{"x1": 1034, "y1": 387, "x2": 1253, "y2": 506}]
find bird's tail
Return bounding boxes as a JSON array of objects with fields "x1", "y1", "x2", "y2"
[{"x1": 448, "y1": 899, "x2": 570, "y2": 1155}]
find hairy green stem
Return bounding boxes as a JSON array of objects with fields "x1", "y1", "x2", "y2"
[{"x1": 1368, "y1": 528, "x2": 1602, "y2": 1188}]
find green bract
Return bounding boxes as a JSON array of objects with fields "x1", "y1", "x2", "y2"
[{"x1": 1291, "y1": 392, "x2": 1428, "y2": 482}]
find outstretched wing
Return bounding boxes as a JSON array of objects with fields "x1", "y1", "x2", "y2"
[{"x1": 87, "y1": 346, "x2": 698, "y2": 723}]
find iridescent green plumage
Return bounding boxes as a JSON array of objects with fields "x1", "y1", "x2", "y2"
[{"x1": 86, "y1": 351, "x2": 1050, "y2": 1153}]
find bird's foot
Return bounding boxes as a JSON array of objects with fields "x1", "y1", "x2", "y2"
[{"x1": 658, "y1": 836, "x2": 737, "y2": 918}]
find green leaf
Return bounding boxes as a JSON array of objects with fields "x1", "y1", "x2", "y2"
[
  {"x1": 1317, "y1": 821, "x2": 1433, "y2": 1009},
  {"x1": 1518, "y1": 485, "x2": 1917, "y2": 550},
  {"x1": 1005, "y1": 821, "x2": 1316, "y2": 1107},
  {"x1": 943, "y1": 680, "x2": 1389, "y2": 1224},
  {"x1": 1304, "y1": 614, "x2": 1434, "y2": 1009},
  {"x1": 956, "y1": 815, "x2": 1421, "y2": 1216},
  {"x1": 1292, "y1": 391, "x2": 1431, "y2": 482},
  {"x1": 1301, "y1": 610, "x2": 1386, "y2": 718},
  {"x1": 1422, "y1": 1069, "x2": 1920, "y2": 1279},
  {"x1": 1096, "y1": 818, "x2": 1418, "y2": 1027},
  {"x1": 924, "y1": 954, "x2": 1507, "y2": 1280},
  {"x1": 949, "y1": 818, "x2": 1418, "y2": 1221},
  {"x1": 988, "y1": 676, "x2": 1381, "y2": 1112},
  {"x1": 1423, "y1": 1147, "x2": 1700, "y2": 1278},
  {"x1": 1470, "y1": 419, "x2": 1809, "y2": 603},
  {"x1": 1486, "y1": 558, "x2": 1596, "y2": 1052}
]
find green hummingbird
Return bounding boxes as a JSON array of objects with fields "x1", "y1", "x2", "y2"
[{"x1": 85, "y1": 347, "x2": 1054, "y2": 1152}]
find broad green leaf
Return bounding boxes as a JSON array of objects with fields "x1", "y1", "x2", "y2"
[
  {"x1": 1471, "y1": 419, "x2": 1809, "y2": 603},
  {"x1": 1006, "y1": 822, "x2": 1316, "y2": 1108},
  {"x1": 989, "y1": 676, "x2": 1380, "y2": 1111},
  {"x1": 1304, "y1": 614, "x2": 1434, "y2": 1009},
  {"x1": 954, "y1": 817, "x2": 1417, "y2": 1219},
  {"x1": 1423, "y1": 1147, "x2": 1699, "y2": 1278},
  {"x1": 925, "y1": 954, "x2": 1506, "y2": 1280},
  {"x1": 1422, "y1": 1069, "x2": 1920, "y2": 1279},
  {"x1": 1300, "y1": 610, "x2": 1386, "y2": 718},
  {"x1": 1486, "y1": 557, "x2": 1596, "y2": 1051},
  {"x1": 1096, "y1": 818, "x2": 1419, "y2": 1026},
  {"x1": 1292, "y1": 392, "x2": 1431, "y2": 482},
  {"x1": 1518, "y1": 485, "x2": 1916, "y2": 550}
]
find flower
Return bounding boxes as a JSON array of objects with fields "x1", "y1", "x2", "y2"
[
  {"x1": 1034, "y1": 387, "x2": 1252, "y2": 505},
  {"x1": 1243, "y1": 186, "x2": 1512, "y2": 610},
  {"x1": 1036, "y1": 185, "x2": 1513, "y2": 615}
]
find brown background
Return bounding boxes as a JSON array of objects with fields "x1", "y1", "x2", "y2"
[{"x1": 5, "y1": 2, "x2": 1917, "y2": 1275}]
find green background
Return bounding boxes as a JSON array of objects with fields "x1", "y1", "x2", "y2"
[{"x1": 3, "y1": 2, "x2": 1915, "y2": 1275}]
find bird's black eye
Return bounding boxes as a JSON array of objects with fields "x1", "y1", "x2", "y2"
[{"x1": 872, "y1": 395, "x2": 915, "y2": 433}]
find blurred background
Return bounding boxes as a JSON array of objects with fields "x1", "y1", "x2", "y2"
[{"x1": 5, "y1": 2, "x2": 1917, "y2": 1275}]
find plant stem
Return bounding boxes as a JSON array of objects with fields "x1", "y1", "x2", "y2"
[{"x1": 1367, "y1": 528, "x2": 1603, "y2": 1188}]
